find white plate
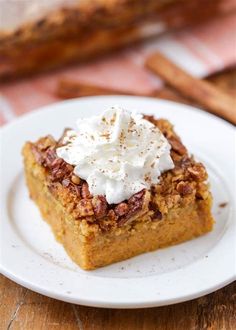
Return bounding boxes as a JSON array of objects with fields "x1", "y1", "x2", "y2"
[{"x1": 0, "y1": 96, "x2": 235, "y2": 308}]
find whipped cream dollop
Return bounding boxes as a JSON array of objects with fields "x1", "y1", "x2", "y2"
[{"x1": 56, "y1": 106, "x2": 174, "y2": 204}]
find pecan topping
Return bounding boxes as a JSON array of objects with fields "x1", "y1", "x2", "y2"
[
  {"x1": 31, "y1": 141, "x2": 56, "y2": 166},
  {"x1": 176, "y1": 181, "x2": 193, "y2": 195},
  {"x1": 71, "y1": 174, "x2": 81, "y2": 185},
  {"x1": 117, "y1": 190, "x2": 145, "y2": 227},
  {"x1": 188, "y1": 164, "x2": 207, "y2": 181},
  {"x1": 179, "y1": 155, "x2": 192, "y2": 169},
  {"x1": 29, "y1": 117, "x2": 212, "y2": 231},
  {"x1": 62, "y1": 178, "x2": 81, "y2": 197},
  {"x1": 168, "y1": 136, "x2": 187, "y2": 155},
  {"x1": 81, "y1": 183, "x2": 92, "y2": 198},
  {"x1": 44, "y1": 147, "x2": 58, "y2": 167},
  {"x1": 114, "y1": 202, "x2": 129, "y2": 216},
  {"x1": 92, "y1": 196, "x2": 108, "y2": 219},
  {"x1": 62, "y1": 178, "x2": 71, "y2": 187},
  {"x1": 107, "y1": 209, "x2": 117, "y2": 221},
  {"x1": 77, "y1": 199, "x2": 94, "y2": 217},
  {"x1": 50, "y1": 158, "x2": 73, "y2": 182},
  {"x1": 37, "y1": 135, "x2": 55, "y2": 151},
  {"x1": 127, "y1": 190, "x2": 145, "y2": 214},
  {"x1": 128, "y1": 189, "x2": 145, "y2": 204},
  {"x1": 69, "y1": 184, "x2": 81, "y2": 197},
  {"x1": 51, "y1": 157, "x2": 64, "y2": 169}
]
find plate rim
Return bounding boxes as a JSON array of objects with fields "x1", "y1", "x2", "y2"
[
  {"x1": 1, "y1": 95, "x2": 235, "y2": 308},
  {"x1": 1, "y1": 267, "x2": 235, "y2": 308},
  {"x1": 1, "y1": 95, "x2": 235, "y2": 134}
]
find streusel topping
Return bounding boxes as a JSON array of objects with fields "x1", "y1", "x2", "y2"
[{"x1": 30, "y1": 117, "x2": 210, "y2": 230}]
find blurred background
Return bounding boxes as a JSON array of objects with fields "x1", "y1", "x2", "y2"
[{"x1": 0, "y1": 0, "x2": 235, "y2": 124}]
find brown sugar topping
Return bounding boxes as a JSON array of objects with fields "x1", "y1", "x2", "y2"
[{"x1": 30, "y1": 116, "x2": 210, "y2": 230}]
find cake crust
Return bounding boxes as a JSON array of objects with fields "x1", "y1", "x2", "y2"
[{"x1": 22, "y1": 116, "x2": 214, "y2": 269}]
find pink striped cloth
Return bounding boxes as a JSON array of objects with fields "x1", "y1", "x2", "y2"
[{"x1": 0, "y1": 13, "x2": 236, "y2": 126}]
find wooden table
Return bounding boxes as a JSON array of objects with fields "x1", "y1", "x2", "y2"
[{"x1": 1, "y1": 69, "x2": 235, "y2": 330}]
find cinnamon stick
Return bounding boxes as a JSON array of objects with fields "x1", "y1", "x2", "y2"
[
  {"x1": 146, "y1": 52, "x2": 236, "y2": 124},
  {"x1": 56, "y1": 79, "x2": 153, "y2": 99},
  {"x1": 56, "y1": 78, "x2": 196, "y2": 106}
]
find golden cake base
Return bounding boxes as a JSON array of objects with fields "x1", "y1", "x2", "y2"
[{"x1": 23, "y1": 144, "x2": 214, "y2": 270}]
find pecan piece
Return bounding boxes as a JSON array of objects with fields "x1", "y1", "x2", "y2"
[
  {"x1": 62, "y1": 178, "x2": 71, "y2": 187},
  {"x1": 168, "y1": 136, "x2": 187, "y2": 155},
  {"x1": 37, "y1": 135, "x2": 55, "y2": 151},
  {"x1": 127, "y1": 189, "x2": 145, "y2": 214},
  {"x1": 50, "y1": 159, "x2": 73, "y2": 181},
  {"x1": 50, "y1": 157, "x2": 64, "y2": 169},
  {"x1": 114, "y1": 202, "x2": 129, "y2": 217},
  {"x1": 176, "y1": 181, "x2": 193, "y2": 195},
  {"x1": 77, "y1": 199, "x2": 94, "y2": 217},
  {"x1": 117, "y1": 204, "x2": 143, "y2": 226},
  {"x1": 81, "y1": 182, "x2": 92, "y2": 198},
  {"x1": 70, "y1": 184, "x2": 81, "y2": 197},
  {"x1": 117, "y1": 190, "x2": 145, "y2": 227},
  {"x1": 180, "y1": 155, "x2": 192, "y2": 169},
  {"x1": 196, "y1": 182, "x2": 209, "y2": 200},
  {"x1": 188, "y1": 164, "x2": 207, "y2": 181},
  {"x1": 117, "y1": 217, "x2": 129, "y2": 227},
  {"x1": 50, "y1": 160, "x2": 65, "y2": 180},
  {"x1": 64, "y1": 181, "x2": 81, "y2": 197},
  {"x1": 107, "y1": 209, "x2": 117, "y2": 221},
  {"x1": 128, "y1": 189, "x2": 145, "y2": 204},
  {"x1": 92, "y1": 196, "x2": 108, "y2": 219},
  {"x1": 71, "y1": 174, "x2": 81, "y2": 185},
  {"x1": 44, "y1": 147, "x2": 57, "y2": 167}
]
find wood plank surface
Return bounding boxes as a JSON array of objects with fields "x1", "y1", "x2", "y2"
[
  {"x1": 1, "y1": 68, "x2": 235, "y2": 330},
  {"x1": 1, "y1": 275, "x2": 235, "y2": 330}
]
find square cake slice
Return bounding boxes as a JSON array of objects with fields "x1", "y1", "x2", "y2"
[{"x1": 22, "y1": 115, "x2": 214, "y2": 270}]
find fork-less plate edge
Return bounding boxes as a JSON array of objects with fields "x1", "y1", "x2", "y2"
[{"x1": 1, "y1": 96, "x2": 235, "y2": 308}]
